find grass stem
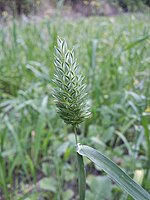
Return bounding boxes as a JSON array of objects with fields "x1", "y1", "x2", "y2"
[{"x1": 73, "y1": 126, "x2": 86, "y2": 200}]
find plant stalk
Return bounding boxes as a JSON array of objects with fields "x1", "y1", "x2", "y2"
[{"x1": 74, "y1": 126, "x2": 86, "y2": 200}]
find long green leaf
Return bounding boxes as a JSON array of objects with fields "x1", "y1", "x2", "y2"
[
  {"x1": 0, "y1": 154, "x2": 9, "y2": 199},
  {"x1": 5, "y1": 118, "x2": 27, "y2": 174},
  {"x1": 77, "y1": 144, "x2": 150, "y2": 200},
  {"x1": 142, "y1": 114, "x2": 150, "y2": 177},
  {"x1": 34, "y1": 95, "x2": 48, "y2": 164}
]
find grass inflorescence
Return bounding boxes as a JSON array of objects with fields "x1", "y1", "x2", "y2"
[{"x1": 53, "y1": 37, "x2": 91, "y2": 126}]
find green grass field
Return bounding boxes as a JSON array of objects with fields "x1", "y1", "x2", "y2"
[{"x1": 0, "y1": 14, "x2": 150, "y2": 200}]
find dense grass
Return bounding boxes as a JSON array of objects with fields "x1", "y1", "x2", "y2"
[{"x1": 0, "y1": 14, "x2": 150, "y2": 200}]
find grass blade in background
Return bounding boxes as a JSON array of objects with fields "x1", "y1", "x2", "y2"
[
  {"x1": 124, "y1": 33, "x2": 150, "y2": 51},
  {"x1": 0, "y1": 154, "x2": 9, "y2": 199},
  {"x1": 5, "y1": 118, "x2": 27, "y2": 174},
  {"x1": 34, "y1": 95, "x2": 48, "y2": 165},
  {"x1": 142, "y1": 113, "x2": 150, "y2": 178},
  {"x1": 77, "y1": 144, "x2": 150, "y2": 200}
]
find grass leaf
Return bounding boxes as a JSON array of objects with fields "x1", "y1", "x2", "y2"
[{"x1": 77, "y1": 144, "x2": 150, "y2": 200}]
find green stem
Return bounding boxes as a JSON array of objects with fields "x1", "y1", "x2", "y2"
[
  {"x1": 73, "y1": 126, "x2": 86, "y2": 200},
  {"x1": 142, "y1": 115, "x2": 150, "y2": 178},
  {"x1": 0, "y1": 154, "x2": 9, "y2": 200},
  {"x1": 74, "y1": 126, "x2": 78, "y2": 145}
]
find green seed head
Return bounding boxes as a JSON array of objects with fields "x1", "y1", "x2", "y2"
[{"x1": 53, "y1": 37, "x2": 91, "y2": 126}]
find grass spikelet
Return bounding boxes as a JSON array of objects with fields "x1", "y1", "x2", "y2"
[{"x1": 53, "y1": 37, "x2": 91, "y2": 126}]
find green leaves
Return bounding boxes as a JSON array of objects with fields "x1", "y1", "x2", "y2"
[
  {"x1": 39, "y1": 177, "x2": 57, "y2": 192},
  {"x1": 86, "y1": 175, "x2": 112, "y2": 200},
  {"x1": 77, "y1": 144, "x2": 150, "y2": 200},
  {"x1": 53, "y1": 37, "x2": 91, "y2": 126}
]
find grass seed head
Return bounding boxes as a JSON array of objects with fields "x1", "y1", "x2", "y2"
[{"x1": 53, "y1": 37, "x2": 91, "y2": 126}]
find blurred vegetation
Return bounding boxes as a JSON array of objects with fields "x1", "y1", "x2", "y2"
[
  {"x1": 0, "y1": 13, "x2": 150, "y2": 199},
  {"x1": 0, "y1": 0, "x2": 41, "y2": 16},
  {"x1": 110, "y1": 0, "x2": 150, "y2": 12},
  {"x1": 0, "y1": 0, "x2": 150, "y2": 16}
]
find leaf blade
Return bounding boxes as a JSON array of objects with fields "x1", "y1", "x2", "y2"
[{"x1": 77, "y1": 144, "x2": 150, "y2": 200}]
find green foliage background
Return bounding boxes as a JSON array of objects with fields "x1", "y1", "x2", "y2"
[{"x1": 0, "y1": 13, "x2": 150, "y2": 199}]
